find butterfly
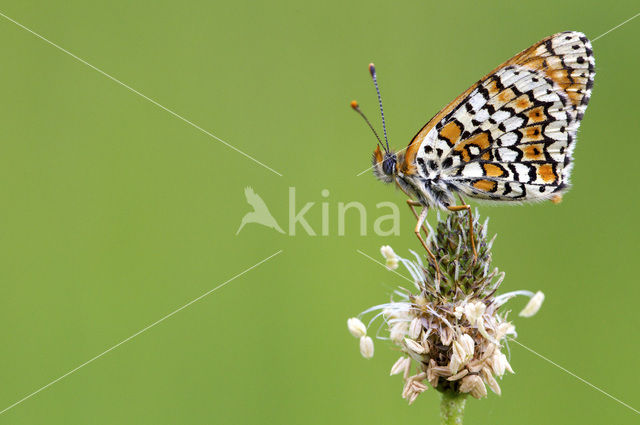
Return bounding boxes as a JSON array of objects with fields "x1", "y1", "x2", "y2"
[{"x1": 352, "y1": 31, "x2": 595, "y2": 270}]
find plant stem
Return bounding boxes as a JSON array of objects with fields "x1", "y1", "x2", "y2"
[{"x1": 440, "y1": 390, "x2": 467, "y2": 425}]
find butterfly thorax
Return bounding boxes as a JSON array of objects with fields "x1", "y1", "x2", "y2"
[
  {"x1": 373, "y1": 146, "x2": 457, "y2": 210},
  {"x1": 401, "y1": 173, "x2": 458, "y2": 210}
]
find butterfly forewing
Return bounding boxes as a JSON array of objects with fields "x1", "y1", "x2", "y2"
[{"x1": 403, "y1": 31, "x2": 595, "y2": 203}]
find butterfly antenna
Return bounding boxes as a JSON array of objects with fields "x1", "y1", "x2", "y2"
[
  {"x1": 369, "y1": 63, "x2": 389, "y2": 152},
  {"x1": 350, "y1": 100, "x2": 384, "y2": 151}
]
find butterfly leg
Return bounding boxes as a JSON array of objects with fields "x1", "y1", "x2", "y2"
[
  {"x1": 406, "y1": 199, "x2": 429, "y2": 239},
  {"x1": 413, "y1": 206, "x2": 441, "y2": 282},
  {"x1": 446, "y1": 203, "x2": 478, "y2": 262}
]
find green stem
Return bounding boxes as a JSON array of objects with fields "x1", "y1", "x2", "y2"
[{"x1": 440, "y1": 391, "x2": 467, "y2": 425}]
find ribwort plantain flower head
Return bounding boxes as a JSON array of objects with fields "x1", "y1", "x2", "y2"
[{"x1": 347, "y1": 211, "x2": 544, "y2": 404}]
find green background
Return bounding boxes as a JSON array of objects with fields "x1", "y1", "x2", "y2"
[{"x1": 1, "y1": 0, "x2": 638, "y2": 423}]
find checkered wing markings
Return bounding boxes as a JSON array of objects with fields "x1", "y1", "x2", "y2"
[{"x1": 411, "y1": 31, "x2": 595, "y2": 201}]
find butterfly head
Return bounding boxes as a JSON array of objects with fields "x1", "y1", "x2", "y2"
[{"x1": 372, "y1": 145, "x2": 397, "y2": 183}]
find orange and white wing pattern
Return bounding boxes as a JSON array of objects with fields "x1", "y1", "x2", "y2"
[{"x1": 403, "y1": 31, "x2": 595, "y2": 203}]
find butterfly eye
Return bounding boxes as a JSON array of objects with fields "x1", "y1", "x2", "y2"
[{"x1": 382, "y1": 153, "x2": 397, "y2": 175}]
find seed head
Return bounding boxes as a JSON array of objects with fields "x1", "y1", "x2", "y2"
[{"x1": 347, "y1": 211, "x2": 544, "y2": 403}]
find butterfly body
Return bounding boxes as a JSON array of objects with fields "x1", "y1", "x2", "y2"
[
  {"x1": 373, "y1": 146, "x2": 456, "y2": 209},
  {"x1": 371, "y1": 31, "x2": 595, "y2": 211}
]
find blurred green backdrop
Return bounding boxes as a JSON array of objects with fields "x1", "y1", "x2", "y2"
[{"x1": 1, "y1": 0, "x2": 639, "y2": 423}]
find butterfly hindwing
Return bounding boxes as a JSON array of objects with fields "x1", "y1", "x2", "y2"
[{"x1": 404, "y1": 31, "x2": 594, "y2": 203}]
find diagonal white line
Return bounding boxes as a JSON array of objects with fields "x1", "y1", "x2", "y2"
[
  {"x1": 592, "y1": 11, "x2": 640, "y2": 42},
  {"x1": 0, "y1": 11, "x2": 283, "y2": 177},
  {"x1": 509, "y1": 338, "x2": 640, "y2": 415},
  {"x1": 356, "y1": 249, "x2": 415, "y2": 284},
  {"x1": 0, "y1": 250, "x2": 283, "y2": 416},
  {"x1": 356, "y1": 146, "x2": 407, "y2": 177}
]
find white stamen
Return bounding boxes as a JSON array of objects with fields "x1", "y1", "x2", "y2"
[
  {"x1": 449, "y1": 353, "x2": 463, "y2": 374},
  {"x1": 408, "y1": 317, "x2": 422, "y2": 339},
  {"x1": 458, "y1": 334, "x2": 475, "y2": 359},
  {"x1": 495, "y1": 322, "x2": 516, "y2": 340},
  {"x1": 405, "y1": 337, "x2": 427, "y2": 355},
  {"x1": 482, "y1": 367, "x2": 502, "y2": 395},
  {"x1": 490, "y1": 351, "x2": 513, "y2": 377},
  {"x1": 390, "y1": 356, "x2": 410, "y2": 376},
  {"x1": 360, "y1": 336, "x2": 374, "y2": 359},
  {"x1": 464, "y1": 301, "x2": 486, "y2": 325},
  {"x1": 347, "y1": 317, "x2": 367, "y2": 338},
  {"x1": 519, "y1": 291, "x2": 545, "y2": 317},
  {"x1": 390, "y1": 322, "x2": 409, "y2": 344},
  {"x1": 380, "y1": 245, "x2": 399, "y2": 270},
  {"x1": 460, "y1": 374, "x2": 487, "y2": 399}
]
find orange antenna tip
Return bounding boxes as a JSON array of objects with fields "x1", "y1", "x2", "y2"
[
  {"x1": 368, "y1": 63, "x2": 376, "y2": 76},
  {"x1": 350, "y1": 100, "x2": 359, "y2": 109}
]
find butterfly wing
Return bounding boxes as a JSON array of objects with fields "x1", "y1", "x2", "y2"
[{"x1": 403, "y1": 31, "x2": 594, "y2": 203}]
